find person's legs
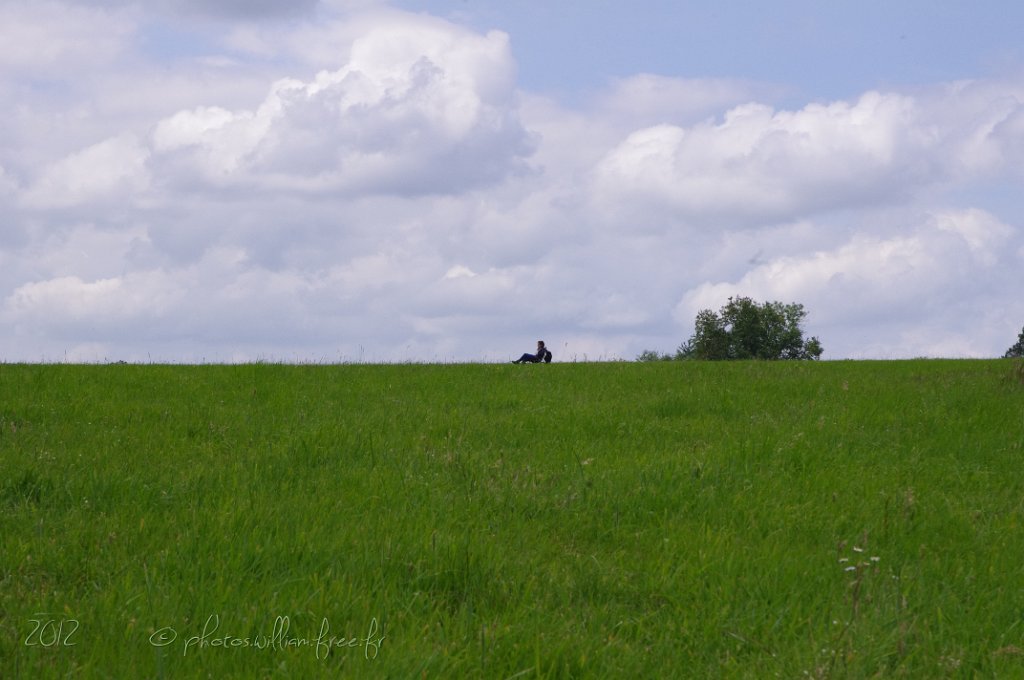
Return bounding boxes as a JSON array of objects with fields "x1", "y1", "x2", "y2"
[{"x1": 513, "y1": 353, "x2": 537, "y2": 363}]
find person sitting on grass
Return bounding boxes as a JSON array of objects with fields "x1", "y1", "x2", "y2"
[{"x1": 513, "y1": 340, "x2": 552, "y2": 364}]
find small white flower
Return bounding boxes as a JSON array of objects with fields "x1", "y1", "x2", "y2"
[
  {"x1": 838, "y1": 557, "x2": 849, "y2": 563},
  {"x1": 845, "y1": 566, "x2": 857, "y2": 572},
  {"x1": 852, "y1": 546, "x2": 864, "y2": 553},
  {"x1": 870, "y1": 556, "x2": 881, "y2": 562}
]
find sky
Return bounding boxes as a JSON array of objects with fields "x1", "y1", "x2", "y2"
[{"x1": 2, "y1": 0, "x2": 1023, "y2": 362}]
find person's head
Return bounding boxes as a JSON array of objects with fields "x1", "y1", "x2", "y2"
[{"x1": 537, "y1": 340, "x2": 545, "y2": 349}]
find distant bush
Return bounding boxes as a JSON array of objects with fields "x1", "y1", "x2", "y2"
[{"x1": 636, "y1": 345, "x2": 691, "y2": 362}]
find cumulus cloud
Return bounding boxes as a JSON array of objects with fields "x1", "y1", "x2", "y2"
[
  {"x1": 0, "y1": 164, "x2": 16, "y2": 195},
  {"x1": 592, "y1": 91, "x2": 944, "y2": 226},
  {"x1": 7, "y1": 274, "x2": 172, "y2": 328},
  {"x1": 163, "y1": 0, "x2": 384, "y2": 20},
  {"x1": 68, "y1": 0, "x2": 327, "y2": 20},
  {"x1": 3, "y1": 248, "x2": 321, "y2": 351},
  {"x1": 23, "y1": 134, "x2": 150, "y2": 208},
  {"x1": 170, "y1": 0, "x2": 321, "y2": 19},
  {"x1": 147, "y1": 15, "x2": 531, "y2": 195},
  {"x1": 595, "y1": 74, "x2": 767, "y2": 128},
  {"x1": 0, "y1": 1, "x2": 134, "y2": 75}
]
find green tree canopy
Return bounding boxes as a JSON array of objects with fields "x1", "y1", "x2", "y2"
[
  {"x1": 1005, "y1": 326, "x2": 1024, "y2": 358},
  {"x1": 683, "y1": 296, "x2": 823, "y2": 361}
]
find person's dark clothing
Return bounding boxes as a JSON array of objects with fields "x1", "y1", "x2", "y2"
[{"x1": 514, "y1": 348, "x2": 552, "y2": 363}]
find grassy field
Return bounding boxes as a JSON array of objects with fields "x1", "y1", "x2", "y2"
[{"x1": 2, "y1": 359, "x2": 1023, "y2": 678}]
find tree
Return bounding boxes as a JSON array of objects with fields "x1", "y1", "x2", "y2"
[
  {"x1": 686, "y1": 296, "x2": 823, "y2": 360},
  {"x1": 1006, "y1": 326, "x2": 1024, "y2": 358}
]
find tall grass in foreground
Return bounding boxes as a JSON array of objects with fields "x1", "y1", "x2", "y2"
[{"x1": 1, "y1": 360, "x2": 1023, "y2": 678}]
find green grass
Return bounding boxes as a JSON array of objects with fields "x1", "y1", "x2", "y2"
[{"x1": 2, "y1": 359, "x2": 1023, "y2": 678}]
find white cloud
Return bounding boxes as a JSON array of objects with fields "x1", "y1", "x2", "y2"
[
  {"x1": 921, "y1": 78, "x2": 1024, "y2": 178},
  {"x1": 418, "y1": 265, "x2": 518, "y2": 315},
  {"x1": 596, "y1": 74, "x2": 767, "y2": 127},
  {"x1": 2, "y1": 246, "x2": 325, "y2": 352},
  {"x1": 0, "y1": 1, "x2": 134, "y2": 76},
  {"x1": 152, "y1": 103, "x2": 267, "y2": 178},
  {"x1": 15, "y1": 224, "x2": 154, "y2": 283},
  {"x1": 0, "y1": 164, "x2": 16, "y2": 195},
  {"x1": 146, "y1": 14, "x2": 531, "y2": 195},
  {"x1": 22, "y1": 134, "x2": 150, "y2": 208},
  {"x1": 987, "y1": 104, "x2": 1024, "y2": 176},
  {"x1": 5, "y1": 272, "x2": 181, "y2": 331},
  {"x1": 933, "y1": 208, "x2": 1014, "y2": 265},
  {"x1": 70, "y1": 0, "x2": 330, "y2": 19},
  {"x1": 593, "y1": 91, "x2": 941, "y2": 225},
  {"x1": 168, "y1": 0, "x2": 321, "y2": 19},
  {"x1": 443, "y1": 265, "x2": 476, "y2": 279}
]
